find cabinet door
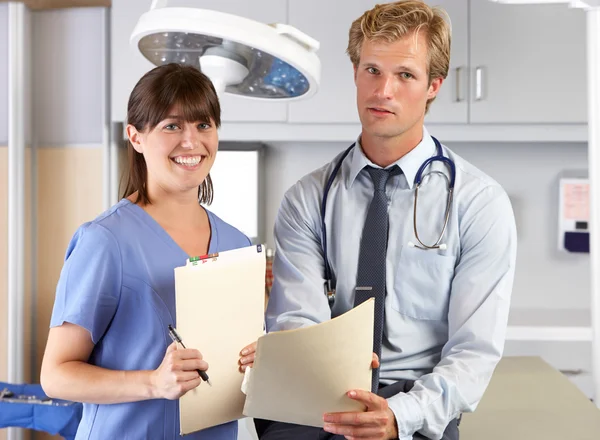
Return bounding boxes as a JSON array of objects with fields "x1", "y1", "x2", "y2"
[
  {"x1": 469, "y1": 0, "x2": 587, "y2": 124},
  {"x1": 288, "y1": 0, "x2": 468, "y2": 124},
  {"x1": 424, "y1": 0, "x2": 468, "y2": 124},
  {"x1": 111, "y1": 0, "x2": 288, "y2": 123}
]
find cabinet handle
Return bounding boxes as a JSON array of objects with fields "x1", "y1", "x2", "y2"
[
  {"x1": 455, "y1": 66, "x2": 464, "y2": 102},
  {"x1": 475, "y1": 66, "x2": 485, "y2": 101}
]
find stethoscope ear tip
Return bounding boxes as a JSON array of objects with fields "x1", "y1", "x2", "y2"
[
  {"x1": 407, "y1": 241, "x2": 416, "y2": 248},
  {"x1": 439, "y1": 243, "x2": 447, "y2": 250}
]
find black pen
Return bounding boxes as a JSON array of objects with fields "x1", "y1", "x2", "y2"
[{"x1": 168, "y1": 324, "x2": 211, "y2": 386}]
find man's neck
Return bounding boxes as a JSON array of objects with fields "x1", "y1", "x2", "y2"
[{"x1": 360, "y1": 129, "x2": 424, "y2": 168}]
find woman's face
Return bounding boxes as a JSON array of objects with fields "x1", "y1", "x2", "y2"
[{"x1": 127, "y1": 106, "x2": 218, "y2": 199}]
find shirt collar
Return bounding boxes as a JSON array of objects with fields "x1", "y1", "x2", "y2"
[{"x1": 347, "y1": 126, "x2": 437, "y2": 190}]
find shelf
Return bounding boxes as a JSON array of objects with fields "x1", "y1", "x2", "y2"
[
  {"x1": 217, "y1": 122, "x2": 588, "y2": 143},
  {"x1": 506, "y1": 308, "x2": 592, "y2": 342}
]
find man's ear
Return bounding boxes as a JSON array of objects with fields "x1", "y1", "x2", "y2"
[
  {"x1": 126, "y1": 124, "x2": 143, "y2": 154},
  {"x1": 427, "y1": 77, "x2": 443, "y2": 100}
]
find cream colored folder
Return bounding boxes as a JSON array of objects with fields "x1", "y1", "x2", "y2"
[
  {"x1": 174, "y1": 244, "x2": 266, "y2": 435},
  {"x1": 242, "y1": 298, "x2": 375, "y2": 427}
]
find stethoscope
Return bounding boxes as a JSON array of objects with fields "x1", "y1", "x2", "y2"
[{"x1": 321, "y1": 136, "x2": 456, "y2": 307}]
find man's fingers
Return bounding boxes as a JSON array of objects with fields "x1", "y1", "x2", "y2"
[
  {"x1": 347, "y1": 390, "x2": 387, "y2": 411},
  {"x1": 323, "y1": 423, "x2": 386, "y2": 438},
  {"x1": 323, "y1": 410, "x2": 378, "y2": 426}
]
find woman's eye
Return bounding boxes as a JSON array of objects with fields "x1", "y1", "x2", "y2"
[
  {"x1": 199, "y1": 123, "x2": 211, "y2": 130},
  {"x1": 165, "y1": 124, "x2": 179, "y2": 130}
]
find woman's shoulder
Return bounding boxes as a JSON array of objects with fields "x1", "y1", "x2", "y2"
[
  {"x1": 68, "y1": 200, "x2": 141, "y2": 247},
  {"x1": 86, "y1": 199, "x2": 142, "y2": 233}
]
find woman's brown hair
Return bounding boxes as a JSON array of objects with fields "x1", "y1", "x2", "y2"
[{"x1": 122, "y1": 63, "x2": 221, "y2": 205}]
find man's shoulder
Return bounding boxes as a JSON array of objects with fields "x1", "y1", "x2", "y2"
[
  {"x1": 444, "y1": 146, "x2": 505, "y2": 195},
  {"x1": 284, "y1": 149, "x2": 350, "y2": 202},
  {"x1": 441, "y1": 146, "x2": 512, "y2": 222}
]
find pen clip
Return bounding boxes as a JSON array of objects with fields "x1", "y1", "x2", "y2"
[{"x1": 167, "y1": 324, "x2": 184, "y2": 347}]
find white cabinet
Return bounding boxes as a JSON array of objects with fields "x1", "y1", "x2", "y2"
[
  {"x1": 424, "y1": 0, "x2": 469, "y2": 124},
  {"x1": 286, "y1": 0, "x2": 586, "y2": 126},
  {"x1": 111, "y1": 1, "x2": 589, "y2": 134},
  {"x1": 111, "y1": 0, "x2": 288, "y2": 124},
  {"x1": 286, "y1": 0, "x2": 468, "y2": 125},
  {"x1": 469, "y1": 0, "x2": 587, "y2": 124}
]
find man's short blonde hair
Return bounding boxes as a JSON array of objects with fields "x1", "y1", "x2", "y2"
[{"x1": 347, "y1": 1, "x2": 451, "y2": 110}]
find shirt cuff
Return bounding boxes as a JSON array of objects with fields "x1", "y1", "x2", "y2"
[{"x1": 388, "y1": 391, "x2": 424, "y2": 439}]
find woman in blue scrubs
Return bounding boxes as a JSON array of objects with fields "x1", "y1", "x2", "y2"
[{"x1": 40, "y1": 63, "x2": 251, "y2": 440}]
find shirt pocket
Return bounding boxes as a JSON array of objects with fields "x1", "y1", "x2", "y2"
[{"x1": 391, "y1": 246, "x2": 456, "y2": 321}]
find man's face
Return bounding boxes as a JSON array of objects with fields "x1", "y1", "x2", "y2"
[{"x1": 354, "y1": 32, "x2": 442, "y2": 141}]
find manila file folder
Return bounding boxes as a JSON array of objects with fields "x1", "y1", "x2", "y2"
[
  {"x1": 174, "y1": 244, "x2": 266, "y2": 435},
  {"x1": 242, "y1": 298, "x2": 375, "y2": 428}
]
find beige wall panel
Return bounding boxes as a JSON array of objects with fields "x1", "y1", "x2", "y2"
[
  {"x1": 36, "y1": 147, "x2": 103, "y2": 377},
  {"x1": 35, "y1": 146, "x2": 103, "y2": 440}
]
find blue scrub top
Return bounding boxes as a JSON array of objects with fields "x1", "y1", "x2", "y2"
[{"x1": 50, "y1": 199, "x2": 251, "y2": 440}]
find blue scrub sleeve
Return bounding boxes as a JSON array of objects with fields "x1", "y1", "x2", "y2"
[{"x1": 50, "y1": 222, "x2": 122, "y2": 344}]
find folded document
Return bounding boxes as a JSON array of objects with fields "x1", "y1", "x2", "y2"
[{"x1": 242, "y1": 298, "x2": 374, "y2": 427}]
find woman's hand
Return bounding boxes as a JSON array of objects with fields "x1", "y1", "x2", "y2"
[
  {"x1": 150, "y1": 342, "x2": 208, "y2": 400},
  {"x1": 238, "y1": 341, "x2": 257, "y2": 372}
]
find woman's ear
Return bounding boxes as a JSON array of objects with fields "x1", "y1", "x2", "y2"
[{"x1": 126, "y1": 124, "x2": 144, "y2": 154}]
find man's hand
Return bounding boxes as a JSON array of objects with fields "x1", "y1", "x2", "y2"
[
  {"x1": 323, "y1": 390, "x2": 398, "y2": 439},
  {"x1": 321, "y1": 353, "x2": 397, "y2": 439}
]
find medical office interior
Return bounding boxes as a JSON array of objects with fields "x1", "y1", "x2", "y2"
[{"x1": 1, "y1": 0, "x2": 600, "y2": 439}]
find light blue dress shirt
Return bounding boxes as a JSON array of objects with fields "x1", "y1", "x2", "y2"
[
  {"x1": 50, "y1": 199, "x2": 250, "y2": 440},
  {"x1": 265, "y1": 128, "x2": 517, "y2": 440}
]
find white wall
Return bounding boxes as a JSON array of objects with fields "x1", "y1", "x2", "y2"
[{"x1": 0, "y1": 7, "x2": 104, "y2": 146}]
